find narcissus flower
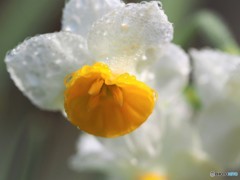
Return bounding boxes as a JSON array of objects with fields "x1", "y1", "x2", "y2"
[{"x1": 5, "y1": 0, "x2": 175, "y2": 137}]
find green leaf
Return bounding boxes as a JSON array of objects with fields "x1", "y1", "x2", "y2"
[{"x1": 195, "y1": 10, "x2": 240, "y2": 54}]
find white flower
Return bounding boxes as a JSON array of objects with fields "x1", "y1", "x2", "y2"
[
  {"x1": 190, "y1": 49, "x2": 240, "y2": 107},
  {"x1": 190, "y1": 49, "x2": 240, "y2": 168},
  {"x1": 4, "y1": 0, "x2": 186, "y2": 138}
]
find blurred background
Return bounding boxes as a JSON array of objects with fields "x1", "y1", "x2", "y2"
[{"x1": 0, "y1": 0, "x2": 239, "y2": 179}]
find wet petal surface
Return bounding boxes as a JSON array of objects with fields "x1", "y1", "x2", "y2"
[
  {"x1": 5, "y1": 32, "x2": 92, "y2": 110},
  {"x1": 62, "y1": 0, "x2": 124, "y2": 37}
]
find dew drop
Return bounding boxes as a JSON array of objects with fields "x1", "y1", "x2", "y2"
[
  {"x1": 64, "y1": 26, "x2": 72, "y2": 32},
  {"x1": 141, "y1": 55, "x2": 147, "y2": 61},
  {"x1": 79, "y1": 44, "x2": 84, "y2": 49},
  {"x1": 106, "y1": 19, "x2": 111, "y2": 24},
  {"x1": 140, "y1": 1, "x2": 148, "y2": 5},
  {"x1": 103, "y1": 31, "x2": 108, "y2": 36},
  {"x1": 55, "y1": 59, "x2": 61, "y2": 64},
  {"x1": 121, "y1": 23, "x2": 129, "y2": 31}
]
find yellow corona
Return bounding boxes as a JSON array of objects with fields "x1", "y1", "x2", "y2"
[{"x1": 64, "y1": 62, "x2": 156, "y2": 137}]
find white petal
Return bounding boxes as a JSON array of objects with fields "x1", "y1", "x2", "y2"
[
  {"x1": 70, "y1": 134, "x2": 115, "y2": 171},
  {"x1": 161, "y1": 98, "x2": 220, "y2": 177},
  {"x1": 196, "y1": 100, "x2": 240, "y2": 167},
  {"x1": 88, "y1": 1, "x2": 173, "y2": 72},
  {"x1": 70, "y1": 135, "x2": 139, "y2": 180},
  {"x1": 62, "y1": 0, "x2": 124, "y2": 37},
  {"x1": 190, "y1": 48, "x2": 240, "y2": 106},
  {"x1": 5, "y1": 32, "x2": 93, "y2": 111},
  {"x1": 138, "y1": 43, "x2": 190, "y2": 102},
  {"x1": 158, "y1": 96, "x2": 198, "y2": 167}
]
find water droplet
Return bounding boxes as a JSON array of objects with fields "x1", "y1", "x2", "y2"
[
  {"x1": 103, "y1": 31, "x2": 108, "y2": 36},
  {"x1": 106, "y1": 19, "x2": 111, "y2": 24},
  {"x1": 80, "y1": 44, "x2": 85, "y2": 49},
  {"x1": 93, "y1": 4, "x2": 101, "y2": 10},
  {"x1": 65, "y1": 74, "x2": 73, "y2": 84},
  {"x1": 142, "y1": 55, "x2": 147, "y2": 61},
  {"x1": 140, "y1": 1, "x2": 148, "y2": 5},
  {"x1": 64, "y1": 26, "x2": 72, "y2": 32},
  {"x1": 121, "y1": 23, "x2": 129, "y2": 31},
  {"x1": 157, "y1": 1, "x2": 163, "y2": 8}
]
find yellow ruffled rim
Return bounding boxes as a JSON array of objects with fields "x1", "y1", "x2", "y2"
[{"x1": 64, "y1": 62, "x2": 156, "y2": 138}]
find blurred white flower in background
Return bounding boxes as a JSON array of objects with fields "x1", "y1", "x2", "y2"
[
  {"x1": 191, "y1": 49, "x2": 240, "y2": 107},
  {"x1": 191, "y1": 49, "x2": 240, "y2": 169}
]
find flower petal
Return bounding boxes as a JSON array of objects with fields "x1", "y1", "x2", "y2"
[
  {"x1": 191, "y1": 49, "x2": 240, "y2": 168},
  {"x1": 62, "y1": 0, "x2": 124, "y2": 37},
  {"x1": 138, "y1": 43, "x2": 190, "y2": 102},
  {"x1": 157, "y1": 96, "x2": 199, "y2": 167},
  {"x1": 87, "y1": 1, "x2": 173, "y2": 69},
  {"x1": 196, "y1": 100, "x2": 240, "y2": 167},
  {"x1": 190, "y1": 48, "x2": 240, "y2": 106},
  {"x1": 5, "y1": 32, "x2": 93, "y2": 111},
  {"x1": 70, "y1": 134, "x2": 115, "y2": 171}
]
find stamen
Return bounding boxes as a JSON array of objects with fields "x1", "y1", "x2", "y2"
[{"x1": 88, "y1": 79, "x2": 104, "y2": 95}]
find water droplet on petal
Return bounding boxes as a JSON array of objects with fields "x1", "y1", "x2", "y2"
[
  {"x1": 106, "y1": 19, "x2": 111, "y2": 24},
  {"x1": 142, "y1": 55, "x2": 147, "y2": 61},
  {"x1": 121, "y1": 23, "x2": 129, "y2": 31},
  {"x1": 103, "y1": 31, "x2": 108, "y2": 36}
]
